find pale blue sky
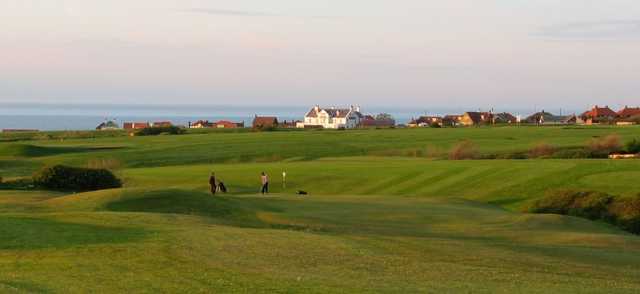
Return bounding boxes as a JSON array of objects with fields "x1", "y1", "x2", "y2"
[{"x1": 1, "y1": 0, "x2": 639, "y2": 109}]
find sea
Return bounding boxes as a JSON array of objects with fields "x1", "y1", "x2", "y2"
[{"x1": 0, "y1": 102, "x2": 569, "y2": 131}]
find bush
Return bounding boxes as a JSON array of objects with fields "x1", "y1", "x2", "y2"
[
  {"x1": 528, "y1": 143, "x2": 556, "y2": 158},
  {"x1": 570, "y1": 192, "x2": 614, "y2": 220},
  {"x1": 33, "y1": 165, "x2": 122, "y2": 192},
  {"x1": 529, "y1": 190, "x2": 640, "y2": 234},
  {"x1": 136, "y1": 126, "x2": 185, "y2": 136},
  {"x1": 625, "y1": 138, "x2": 640, "y2": 154},
  {"x1": 448, "y1": 140, "x2": 479, "y2": 160},
  {"x1": 551, "y1": 148, "x2": 592, "y2": 159},
  {"x1": 430, "y1": 122, "x2": 442, "y2": 128},
  {"x1": 529, "y1": 190, "x2": 582, "y2": 215},
  {"x1": 587, "y1": 134, "x2": 622, "y2": 157},
  {"x1": 609, "y1": 196, "x2": 640, "y2": 234}
]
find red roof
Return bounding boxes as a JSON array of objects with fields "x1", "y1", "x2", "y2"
[
  {"x1": 123, "y1": 122, "x2": 150, "y2": 129},
  {"x1": 215, "y1": 120, "x2": 239, "y2": 128},
  {"x1": 252, "y1": 116, "x2": 278, "y2": 128},
  {"x1": 582, "y1": 106, "x2": 617, "y2": 118},
  {"x1": 617, "y1": 106, "x2": 640, "y2": 118},
  {"x1": 153, "y1": 121, "x2": 173, "y2": 127}
]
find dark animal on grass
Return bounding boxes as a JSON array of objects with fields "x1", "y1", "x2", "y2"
[{"x1": 297, "y1": 190, "x2": 308, "y2": 195}]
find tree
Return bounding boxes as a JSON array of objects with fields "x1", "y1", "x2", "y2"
[{"x1": 375, "y1": 113, "x2": 394, "y2": 121}]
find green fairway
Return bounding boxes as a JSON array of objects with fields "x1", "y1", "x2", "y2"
[{"x1": 1, "y1": 126, "x2": 640, "y2": 292}]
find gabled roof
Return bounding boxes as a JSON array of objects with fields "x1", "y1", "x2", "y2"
[
  {"x1": 582, "y1": 105, "x2": 617, "y2": 118},
  {"x1": 253, "y1": 116, "x2": 278, "y2": 127},
  {"x1": 618, "y1": 106, "x2": 640, "y2": 118},
  {"x1": 411, "y1": 116, "x2": 442, "y2": 124},
  {"x1": 494, "y1": 112, "x2": 517, "y2": 123},
  {"x1": 306, "y1": 106, "x2": 359, "y2": 119},
  {"x1": 464, "y1": 112, "x2": 492, "y2": 124}
]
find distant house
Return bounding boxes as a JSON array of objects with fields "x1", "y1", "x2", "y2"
[
  {"x1": 152, "y1": 121, "x2": 173, "y2": 128},
  {"x1": 190, "y1": 120, "x2": 213, "y2": 128},
  {"x1": 460, "y1": 112, "x2": 493, "y2": 126},
  {"x1": 278, "y1": 120, "x2": 301, "y2": 129},
  {"x1": 617, "y1": 106, "x2": 640, "y2": 125},
  {"x1": 580, "y1": 105, "x2": 617, "y2": 125},
  {"x1": 492, "y1": 112, "x2": 518, "y2": 124},
  {"x1": 252, "y1": 116, "x2": 278, "y2": 129},
  {"x1": 408, "y1": 116, "x2": 442, "y2": 127},
  {"x1": 304, "y1": 105, "x2": 363, "y2": 129},
  {"x1": 123, "y1": 122, "x2": 150, "y2": 130},
  {"x1": 525, "y1": 111, "x2": 576, "y2": 125},
  {"x1": 617, "y1": 106, "x2": 640, "y2": 119},
  {"x1": 215, "y1": 120, "x2": 244, "y2": 129},
  {"x1": 361, "y1": 115, "x2": 396, "y2": 128},
  {"x1": 442, "y1": 115, "x2": 464, "y2": 127},
  {"x1": 96, "y1": 120, "x2": 120, "y2": 130}
]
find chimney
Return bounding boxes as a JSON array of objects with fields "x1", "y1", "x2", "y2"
[{"x1": 314, "y1": 105, "x2": 319, "y2": 112}]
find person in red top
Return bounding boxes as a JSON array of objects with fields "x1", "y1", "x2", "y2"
[{"x1": 260, "y1": 172, "x2": 269, "y2": 195}]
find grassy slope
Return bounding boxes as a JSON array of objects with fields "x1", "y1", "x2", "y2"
[
  {"x1": 1, "y1": 190, "x2": 639, "y2": 293},
  {"x1": 1, "y1": 126, "x2": 639, "y2": 171},
  {"x1": 122, "y1": 158, "x2": 640, "y2": 209},
  {"x1": 1, "y1": 127, "x2": 640, "y2": 292}
]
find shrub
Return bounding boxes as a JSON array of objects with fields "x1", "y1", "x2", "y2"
[
  {"x1": 551, "y1": 148, "x2": 592, "y2": 159},
  {"x1": 136, "y1": 126, "x2": 185, "y2": 136},
  {"x1": 625, "y1": 138, "x2": 640, "y2": 154},
  {"x1": 529, "y1": 190, "x2": 640, "y2": 234},
  {"x1": 570, "y1": 192, "x2": 614, "y2": 220},
  {"x1": 528, "y1": 190, "x2": 582, "y2": 215},
  {"x1": 528, "y1": 143, "x2": 556, "y2": 158},
  {"x1": 430, "y1": 122, "x2": 442, "y2": 128},
  {"x1": 33, "y1": 165, "x2": 122, "y2": 192},
  {"x1": 587, "y1": 134, "x2": 622, "y2": 157},
  {"x1": 448, "y1": 140, "x2": 478, "y2": 160},
  {"x1": 609, "y1": 196, "x2": 640, "y2": 234},
  {"x1": 496, "y1": 152, "x2": 527, "y2": 160}
]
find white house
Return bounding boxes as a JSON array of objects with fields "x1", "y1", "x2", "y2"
[{"x1": 303, "y1": 105, "x2": 363, "y2": 129}]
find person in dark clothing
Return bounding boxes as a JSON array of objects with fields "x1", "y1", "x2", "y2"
[
  {"x1": 260, "y1": 172, "x2": 269, "y2": 194},
  {"x1": 209, "y1": 172, "x2": 217, "y2": 195}
]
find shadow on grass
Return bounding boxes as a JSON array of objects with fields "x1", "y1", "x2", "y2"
[
  {"x1": 0, "y1": 216, "x2": 149, "y2": 250},
  {"x1": 0, "y1": 144, "x2": 126, "y2": 158},
  {"x1": 0, "y1": 280, "x2": 51, "y2": 293}
]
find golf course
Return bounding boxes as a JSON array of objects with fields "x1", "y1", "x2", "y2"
[{"x1": 1, "y1": 126, "x2": 640, "y2": 293}]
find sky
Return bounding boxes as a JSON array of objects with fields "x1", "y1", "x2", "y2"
[{"x1": 1, "y1": 0, "x2": 640, "y2": 109}]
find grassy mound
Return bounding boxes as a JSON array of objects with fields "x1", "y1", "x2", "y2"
[
  {"x1": 0, "y1": 216, "x2": 147, "y2": 250},
  {"x1": 43, "y1": 188, "x2": 267, "y2": 226},
  {"x1": 105, "y1": 189, "x2": 253, "y2": 220}
]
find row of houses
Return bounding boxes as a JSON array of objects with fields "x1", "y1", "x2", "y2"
[
  {"x1": 407, "y1": 105, "x2": 640, "y2": 128},
  {"x1": 96, "y1": 121, "x2": 175, "y2": 130},
  {"x1": 95, "y1": 104, "x2": 640, "y2": 131},
  {"x1": 96, "y1": 120, "x2": 246, "y2": 130},
  {"x1": 190, "y1": 120, "x2": 244, "y2": 129},
  {"x1": 252, "y1": 105, "x2": 395, "y2": 130}
]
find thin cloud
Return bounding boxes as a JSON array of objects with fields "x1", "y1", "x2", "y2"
[
  {"x1": 182, "y1": 8, "x2": 282, "y2": 17},
  {"x1": 180, "y1": 8, "x2": 339, "y2": 20},
  {"x1": 534, "y1": 20, "x2": 640, "y2": 40}
]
